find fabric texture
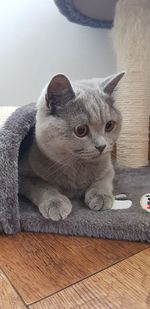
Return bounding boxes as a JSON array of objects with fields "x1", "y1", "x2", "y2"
[
  {"x1": 0, "y1": 103, "x2": 150, "y2": 242},
  {"x1": 54, "y1": 0, "x2": 113, "y2": 29}
]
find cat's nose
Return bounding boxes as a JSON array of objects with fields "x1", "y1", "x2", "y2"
[{"x1": 95, "y1": 145, "x2": 106, "y2": 153}]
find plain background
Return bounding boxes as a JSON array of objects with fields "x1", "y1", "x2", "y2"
[{"x1": 0, "y1": 0, "x2": 116, "y2": 106}]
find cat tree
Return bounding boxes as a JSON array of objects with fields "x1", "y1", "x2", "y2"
[
  {"x1": 112, "y1": 0, "x2": 150, "y2": 167},
  {"x1": 55, "y1": 0, "x2": 150, "y2": 168}
]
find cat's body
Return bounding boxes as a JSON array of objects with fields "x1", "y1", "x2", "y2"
[
  {"x1": 19, "y1": 73, "x2": 124, "y2": 221},
  {"x1": 19, "y1": 139, "x2": 113, "y2": 200}
]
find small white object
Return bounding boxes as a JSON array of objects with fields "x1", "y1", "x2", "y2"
[
  {"x1": 115, "y1": 194, "x2": 127, "y2": 199},
  {"x1": 112, "y1": 199, "x2": 132, "y2": 210},
  {"x1": 140, "y1": 194, "x2": 150, "y2": 213}
]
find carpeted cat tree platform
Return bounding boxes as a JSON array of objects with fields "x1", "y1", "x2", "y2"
[{"x1": 55, "y1": 0, "x2": 150, "y2": 168}]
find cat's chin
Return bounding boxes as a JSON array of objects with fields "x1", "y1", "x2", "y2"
[
  {"x1": 85, "y1": 155, "x2": 105, "y2": 162},
  {"x1": 76, "y1": 152, "x2": 110, "y2": 162}
]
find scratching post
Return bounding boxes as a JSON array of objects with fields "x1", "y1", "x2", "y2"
[{"x1": 112, "y1": 0, "x2": 150, "y2": 167}]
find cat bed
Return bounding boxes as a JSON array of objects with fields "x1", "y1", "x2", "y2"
[
  {"x1": 0, "y1": 103, "x2": 150, "y2": 242},
  {"x1": 54, "y1": 0, "x2": 117, "y2": 29}
]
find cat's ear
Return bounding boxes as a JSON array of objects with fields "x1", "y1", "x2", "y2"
[
  {"x1": 101, "y1": 72, "x2": 125, "y2": 96},
  {"x1": 45, "y1": 74, "x2": 75, "y2": 113}
]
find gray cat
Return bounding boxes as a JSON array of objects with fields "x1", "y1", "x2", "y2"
[{"x1": 19, "y1": 72, "x2": 124, "y2": 221}]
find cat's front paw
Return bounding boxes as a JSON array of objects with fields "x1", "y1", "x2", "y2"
[
  {"x1": 39, "y1": 195, "x2": 72, "y2": 221},
  {"x1": 85, "y1": 189, "x2": 114, "y2": 211}
]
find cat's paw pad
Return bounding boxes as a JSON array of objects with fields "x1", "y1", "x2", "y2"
[
  {"x1": 39, "y1": 196, "x2": 72, "y2": 221},
  {"x1": 85, "y1": 190, "x2": 113, "y2": 211}
]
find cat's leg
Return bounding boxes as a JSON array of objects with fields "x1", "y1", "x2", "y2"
[
  {"x1": 85, "y1": 172, "x2": 114, "y2": 211},
  {"x1": 19, "y1": 177, "x2": 72, "y2": 221}
]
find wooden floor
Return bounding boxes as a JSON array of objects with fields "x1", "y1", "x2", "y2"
[{"x1": 0, "y1": 233, "x2": 149, "y2": 309}]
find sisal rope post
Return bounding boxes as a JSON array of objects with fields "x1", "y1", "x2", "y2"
[{"x1": 112, "y1": 0, "x2": 150, "y2": 167}]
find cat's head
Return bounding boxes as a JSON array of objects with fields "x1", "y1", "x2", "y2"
[{"x1": 36, "y1": 72, "x2": 124, "y2": 163}]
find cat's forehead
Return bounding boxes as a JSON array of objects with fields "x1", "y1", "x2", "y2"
[
  {"x1": 77, "y1": 89, "x2": 107, "y2": 121},
  {"x1": 63, "y1": 87, "x2": 111, "y2": 125}
]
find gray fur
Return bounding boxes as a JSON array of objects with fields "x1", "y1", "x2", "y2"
[
  {"x1": 0, "y1": 103, "x2": 150, "y2": 243},
  {"x1": 19, "y1": 73, "x2": 123, "y2": 221}
]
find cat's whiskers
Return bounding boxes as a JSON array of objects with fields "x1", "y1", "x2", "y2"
[
  {"x1": 45, "y1": 156, "x2": 69, "y2": 174},
  {"x1": 46, "y1": 161, "x2": 72, "y2": 179},
  {"x1": 45, "y1": 156, "x2": 72, "y2": 179}
]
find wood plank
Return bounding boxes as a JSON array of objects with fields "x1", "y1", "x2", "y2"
[
  {"x1": 0, "y1": 269, "x2": 26, "y2": 309},
  {"x1": 30, "y1": 248, "x2": 150, "y2": 309},
  {"x1": 0, "y1": 233, "x2": 148, "y2": 305}
]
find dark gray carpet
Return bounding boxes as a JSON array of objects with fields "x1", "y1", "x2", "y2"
[{"x1": 0, "y1": 103, "x2": 150, "y2": 242}]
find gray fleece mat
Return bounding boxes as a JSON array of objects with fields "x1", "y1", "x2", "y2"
[{"x1": 0, "y1": 103, "x2": 150, "y2": 242}]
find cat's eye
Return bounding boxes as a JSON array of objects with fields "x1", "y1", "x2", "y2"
[
  {"x1": 105, "y1": 120, "x2": 116, "y2": 133},
  {"x1": 74, "y1": 125, "x2": 89, "y2": 137}
]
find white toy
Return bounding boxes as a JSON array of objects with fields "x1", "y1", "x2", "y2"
[
  {"x1": 140, "y1": 194, "x2": 150, "y2": 213},
  {"x1": 112, "y1": 194, "x2": 132, "y2": 210}
]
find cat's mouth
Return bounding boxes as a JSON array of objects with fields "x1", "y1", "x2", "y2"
[
  {"x1": 74, "y1": 146, "x2": 113, "y2": 160},
  {"x1": 74, "y1": 151, "x2": 103, "y2": 161}
]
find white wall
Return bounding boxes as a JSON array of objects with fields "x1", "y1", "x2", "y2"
[{"x1": 0, "y1": 0, "x2": 116, "y2": 106}]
